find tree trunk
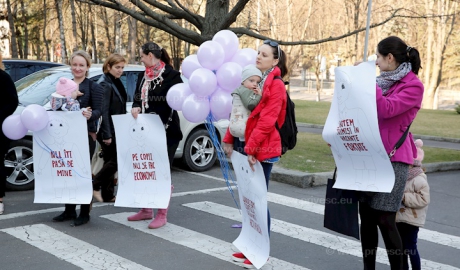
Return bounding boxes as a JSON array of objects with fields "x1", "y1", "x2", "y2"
[
  {"x1": 202, "y1": 0, "x2": 229, "y2": 39},
  {"x1": 127, "y1": 16, "x2": 137, "y2": 64},
  {"x1": 55, "y1": 0, "x2": 67, "y2": 63},
  {"x1": 102, "y1": 7, "x2": 112, "y2": 54},
  {"x1": 6, "y1": 0, "x2": 18, "y2": 58},
  {"x1": 114, "y1": 12, "x2": 121, "y2": 53},
  {"x1": 89, "y1": 4, "x2": 97, "y2": 63},
  {"x1": 42, "y1": 0, "x2": 50, "y2": 61},
  {"x1": 69, "y1": 0, "x2": 78, "y2": 51},
  {"x1": 20, "y1": 0, "x2": 28, "y2": 59}
]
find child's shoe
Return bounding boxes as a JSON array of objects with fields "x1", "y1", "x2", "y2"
[
  {"x1": 232, "y1": 252, "x2": 246, "y2": 262},
  {"x1": 127, "y1": 208, "x2": 153, "y2": 221}
]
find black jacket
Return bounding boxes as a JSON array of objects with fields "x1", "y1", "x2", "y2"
[
  {"x1": 75, "y1": 78, "x2": 103, "y2": 133},
  {"x1": 97, "y1": 73, "x2": 127, "y2": 139},
  {"x1": 0, "y1": 70, "x2": 19, "y2": 141},
  {"x1": 132, "y1": 64, "x2": 183, "y2": 144}
]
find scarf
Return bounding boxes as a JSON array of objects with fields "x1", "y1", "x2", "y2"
[
  {"x1": 407, "y1": 164, "x2": 424, "y2": 181},
  {"x1": 258, "y1": 67, "x2": 274, "y2": 91},
  {"x1": 141, "y1": 61, "x2": 165, "y2": 112},
  {"x1": 376, "y1": 62, "x2": 412, "y2": 94}
]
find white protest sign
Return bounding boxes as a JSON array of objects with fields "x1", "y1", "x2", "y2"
[
  {"x1": 112, "y1": 114, "x2": 171, "y2": 208},
  {"x1": 322, "y1": 61, "x2": 394, "y2": 192},
  {"x1": 231, "y1": 151, "x2": 269, "y2": 269},
  {"x1": 33, "y1": 111, "x2": 92, "y2": 204}
]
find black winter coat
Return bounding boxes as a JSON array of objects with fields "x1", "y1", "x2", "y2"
[
  {"x1": 0, "y1": 70, "x2": 19, "y2": 141},
  {"x1": 75, "y1": 78, "x2": 103, "y2": 133},
  {"x1": 132, "y1": 64, "x2": 183, "y2": 144},
  {"x1": 97, "y1": 73, "x2": 127, "y2": 139}
]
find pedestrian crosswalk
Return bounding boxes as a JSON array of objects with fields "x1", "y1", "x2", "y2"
[{"x1": 1, "y1": 187, "x2": 459, "y2": 270}]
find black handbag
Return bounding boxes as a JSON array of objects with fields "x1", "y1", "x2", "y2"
[{"x1": 323, "y1": 167, "x2": 360, "y2": 240}]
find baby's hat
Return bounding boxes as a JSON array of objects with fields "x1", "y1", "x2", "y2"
[
  {"x1": 241, "y1": 64, "x2": 262, "y2": 82},
  {"x1": 56, "y1": 77, "x2": 78, "y2": 97},
  {"x1": 413, "y1": 139, "x2": 424, "y2": 167}
]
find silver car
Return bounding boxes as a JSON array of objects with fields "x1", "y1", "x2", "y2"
[{"x1": 5, "y1": 64, "x2": 228, "y2": 191}]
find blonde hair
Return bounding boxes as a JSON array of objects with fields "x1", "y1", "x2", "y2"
[
  {"x1": 0, "y1": 52, "x2": 4, "y2": 70},
  {"x1": 70, "y1": 50, "x2": 91, "y2": 77},
  {"x1": 103, "y1": 53, "x2": 126, "y2": 73}
]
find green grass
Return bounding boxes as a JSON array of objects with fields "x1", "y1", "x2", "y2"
[
  {"x1": 278, "y1": 133, "x2": 460, "y2": 173},
  {"x1": 293, "y1": 100, "x2": 460, "y2": 139}
]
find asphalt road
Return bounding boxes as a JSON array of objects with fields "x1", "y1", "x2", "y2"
[{"x1": 0, "y1": 164, "x2": 459, "y2": 270}]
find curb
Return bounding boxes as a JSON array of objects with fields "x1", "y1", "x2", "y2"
[{"x1": 271, "y1": 162, "x2": 460, "y2": 189}]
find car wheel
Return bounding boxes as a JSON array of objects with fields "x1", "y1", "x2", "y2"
[
  {"x1": 4, "y1": 139, "x2": 35, "y2": 191},
  {"x1": 183, "y1": 129, "x2": 217, "y2": 172}
]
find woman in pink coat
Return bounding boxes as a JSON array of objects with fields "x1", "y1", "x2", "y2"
[{"x1": 359, "y1": 36, "x2": 424, "y2": 270}]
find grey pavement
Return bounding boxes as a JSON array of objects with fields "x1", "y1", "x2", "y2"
[{"x1": 269, "y1": 86, "x2": 460, "y2": 188}]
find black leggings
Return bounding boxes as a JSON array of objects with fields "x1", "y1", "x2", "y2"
[{"x1": 359, "y1": 202, "x2": 403, "y2": 270}]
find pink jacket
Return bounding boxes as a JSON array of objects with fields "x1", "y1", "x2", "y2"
[{"x1": 376, "y1": 71, "x2": 424, "y2": 165}]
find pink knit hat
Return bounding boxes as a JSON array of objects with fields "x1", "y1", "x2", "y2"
[
  {"x1": 413, "y1": 139, "x2": 424, "y2": 166},
  {"x1": 56, "y1": 77, "x2": 78, "y2": 97}
]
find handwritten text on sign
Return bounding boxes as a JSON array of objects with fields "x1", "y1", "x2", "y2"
[
  {"x1": 337, "y1": 118, "x2": 368, "y2": 152},
  {"x1": 51, "y1": 150, "x2": 73, "y2": 176},
  {"x1": 243, "y1": 196, "x2": 262, "y2": 235},
  {"x1": 132, "y1": 153, "x2": 156, "y2": 180}
]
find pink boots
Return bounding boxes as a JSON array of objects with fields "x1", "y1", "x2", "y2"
[
  {"x1": 127, "y1": 208, "x2": 153, "y2": 221},
  {"x1": 127, "y1": 185, "x2": 173, "y2": 229}
]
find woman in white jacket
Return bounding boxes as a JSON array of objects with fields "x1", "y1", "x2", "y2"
[{"x1": 396, "y1": 139, "x2": 430, "y2": 270}]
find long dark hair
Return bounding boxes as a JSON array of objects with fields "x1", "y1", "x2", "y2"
[
  {"x1": 276, "y1": 49, "x2": 288, "y2": 78},
  {"x1": 377, "y1": 36, "x2": 421, "y2": 75},
  {"x1": 141, "y1": 42, "x2": 172, "y2": 66}
]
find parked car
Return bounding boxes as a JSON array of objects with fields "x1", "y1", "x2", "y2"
[
  {"x1": 5, "y1": 64, "x2": 228, "y2": 191},
  {"x1": 2, "y1": 59, "x2": 65, "y2": 82}
]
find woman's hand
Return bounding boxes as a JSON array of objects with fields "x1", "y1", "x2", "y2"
[
  {"x1": 248, "y1": 155, "x2": 257, "y2": 171},
  {"x1": 131, "y1": 107, "x2": 141, "y2": 119},
  {"x1": 223, "y1": 143, "x2": 233, "y2": 157},
  {"x1": 103, "y1": 138, "x2": 112, "y2": 146},
  {"x1": 82, "y1": 107, "x2": 92, "y2": 120}
]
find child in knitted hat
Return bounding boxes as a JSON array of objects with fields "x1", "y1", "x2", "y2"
[
  {"x1": 396, "y1": 139, "x2": 430, "y2": 270},
  {"x1": 228, "y1": 65, "x2": 263, "y2": 140},
  {"x1": 51, "y1": 77, "x2": 83, "y2": 111}
]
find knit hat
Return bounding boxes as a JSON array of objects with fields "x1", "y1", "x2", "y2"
[
  {"x1": 413, "y1": 139, "x2": 424, "y2": 167},
  {"x1": 241, "y1": 64, "x2": 262, "y2": 83},
  {"x1": 56, "y1": 77, "x2": 78, "y2": 98}
]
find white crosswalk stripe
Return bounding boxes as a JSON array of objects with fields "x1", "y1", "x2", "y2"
[
  {"x1": 101, "y1": 212, "x2": 311, "y2": 270},
  {"x1": 1, "y1": 224, "x2": 151, "y2": 270},
  {"x1": 183, "y1": 201, "x2": 460, "y2": 270}
]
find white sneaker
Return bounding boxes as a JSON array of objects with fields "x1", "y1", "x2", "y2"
[{"x1": 0, "y1": 202, "x2": 4, "y2": 215}]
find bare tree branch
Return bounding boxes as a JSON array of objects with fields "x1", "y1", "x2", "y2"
[
  {"x1": 170, "y1": 0, "x2": 202, "y2": 27},
  {"x1": 141, "y1": 0, "x2": 202, "y2": 28},
  {"x1": 220, "y1": 0, "x2": 251, "y2": 29}
]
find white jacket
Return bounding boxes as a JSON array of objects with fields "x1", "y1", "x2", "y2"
[{"x1": 396, "y1": 172, "x2": 430, "y2": 227}]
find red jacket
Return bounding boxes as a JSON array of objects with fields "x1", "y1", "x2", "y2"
[{"x1": 223, "y1": 67, "x2": 287, "y2": 161}]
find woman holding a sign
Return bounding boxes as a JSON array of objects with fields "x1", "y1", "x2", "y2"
[
  {"x1": 223, "y1": 40, "x2": 288, "y2": 268},
  {"x1": 52, "y1": 50, "x2": 103, "y2": 227},
  {"x1": 359, "y1": 36, "x2": 423, "y2": 270},
  {"x1": 128, "y1": 42, "x2": 183, "y2": 229}
]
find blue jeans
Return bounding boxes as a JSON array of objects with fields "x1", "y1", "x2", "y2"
[
  {"x1": 233, "y1": 137, "x2": 274, "y2": 235},
  {"x1": 397, "y1": 222, "x2": 421, "y2": 270}
]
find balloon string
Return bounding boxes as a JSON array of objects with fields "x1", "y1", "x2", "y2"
[
  {"x1": 34, "y1": 136, "x2": 92, "y2": 180},
  {"x1": 204, "y1": 113, "x2": 240, "y2": 211}
]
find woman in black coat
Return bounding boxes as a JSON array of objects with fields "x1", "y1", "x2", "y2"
[
  {"x1": 92, "y1": 54, "x2": 127, "y2": 202},
  {"x1": 52, "y1": 50, "x2": 103, "y2": 226},
  {"x1": 127, "y1": 42, "x2": 183, "y2": 229},
  {"x1": 0, "y1": 54, "x2": 19, "y2": 215}
]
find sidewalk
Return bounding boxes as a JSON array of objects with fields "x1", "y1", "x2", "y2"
[{"x1": 269, "y1": 87, "x2": 460, "y2": 188}]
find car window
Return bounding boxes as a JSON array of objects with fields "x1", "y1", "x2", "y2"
[
  {"x1": 16, "y1": 70, "x2": 73, "y2": 106},
  {"x1": 126, "y1": 71, "x2": 141, "y2": 101}
]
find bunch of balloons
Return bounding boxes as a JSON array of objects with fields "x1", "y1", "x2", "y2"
[
  {"x1": 2, "y1": 104, "x2": 49, "y2": 140},
  {"x1": 166, "y1": 30, "x2": 257, "y2": 123}
]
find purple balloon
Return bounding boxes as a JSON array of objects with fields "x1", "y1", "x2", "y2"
[
  {"x1": 188, "y1": 68, "x2": 218, "y2": 97},
  {"x1": 2, "y1": 115, "x2": 28, "y2": 140},
  {"x1": 197, "y1": 41, "x2": 225, "y2": 71},
  {"x1": 20, "y1": 104, "x2": 49, "y2": 131},
  {"x1": 212, "y1": 30, "x2": 239, "y2": 62},
  {"x1": 181, "y1": 55, "x2": 202, "y2": 79},
  {"x1": 167, "y1": 83, "x2": 192, "y2": 110},
  {"x1": 210, "y1": 88, "x2": 232, "y2": 120},
  {"x1": 216, "y1": 62, "x2": 242, "y2": 92},
  {"x1": 231, "y1": 48, "x2": 258, "y2": 68},
  {"x1": 182, "y1": 94, "x2": 210, "y2": 123}
]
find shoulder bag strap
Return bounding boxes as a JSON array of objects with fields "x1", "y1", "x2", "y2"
[{"x1": 388, "y1": 122, "x2": 412, "y2": 158}]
